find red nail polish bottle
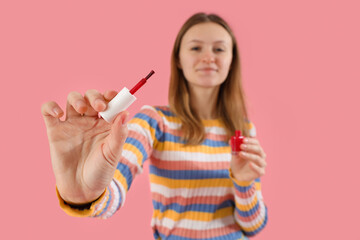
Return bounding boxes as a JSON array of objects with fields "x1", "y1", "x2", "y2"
[{"x1": 230, "y1": 130, "x2": 244, "y2": 155}]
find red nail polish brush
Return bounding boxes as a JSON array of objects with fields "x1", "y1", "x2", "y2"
[{"x1": 130, "y1": 70, "x2": 155, "y2": 94}]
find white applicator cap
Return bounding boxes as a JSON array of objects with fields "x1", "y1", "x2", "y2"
[
  {"x1": 99, "y1": 70, "x2": 155, "y2": 123},
  {"x1": 99, "y1": 87, "x2": 136, "y2": 123}
]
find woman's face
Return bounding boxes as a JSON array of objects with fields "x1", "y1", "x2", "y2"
[{"x1": 178, "y1": 22, "x2": 233, "y2": 89}]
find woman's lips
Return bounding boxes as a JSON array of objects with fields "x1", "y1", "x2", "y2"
[{"x1": 196, "y1": 68, "x2": 217, "y2": 72}]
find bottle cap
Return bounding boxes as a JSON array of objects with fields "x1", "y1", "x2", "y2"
[{"x1": 99, "y1": 87, "x2": 136, "y2": 123}]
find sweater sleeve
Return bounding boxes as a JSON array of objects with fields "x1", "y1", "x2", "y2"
[
  {"x1": 56, "y1": 105, "x2": 163, "y2": 218},
  {"x1": 230, "y1": 121, "x2": 268, "y2": 236}
]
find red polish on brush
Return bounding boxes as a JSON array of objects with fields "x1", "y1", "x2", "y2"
[
  {"x1": 99, "y1": 70, "x2": 155, "y2": 123},
  {"x1": 130, "y1": 70, "x2": 155, "y2": 94},
  {"x1": 230, "y1": 130, "x2": 244, "y2": 155}
]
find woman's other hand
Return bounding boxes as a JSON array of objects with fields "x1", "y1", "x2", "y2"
[{"x1": 230, "y1": 137, "x2": 267, "y2": 182}]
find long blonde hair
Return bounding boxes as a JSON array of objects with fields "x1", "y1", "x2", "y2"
[{"x1": 169, "y1": 12, "x2": 249, "y2": 145}]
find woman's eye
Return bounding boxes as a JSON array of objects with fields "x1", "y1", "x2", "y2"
[
  {"x1": 215, "y1": 48, "x2": 224, "y2": 52},
  {"x1": 191, "y1": 47, "x2": 200, "y2": 51}
]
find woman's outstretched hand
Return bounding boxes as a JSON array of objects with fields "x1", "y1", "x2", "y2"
[
  {"x1": 230, "y1": 137, "x2": 267, "y2": 182},
  {"x1": 41, "y1": 90, "x2": 128, "y2": 205}
]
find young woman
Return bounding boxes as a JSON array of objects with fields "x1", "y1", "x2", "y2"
[{"x1": 41, "y1": 12, "x2": 268, "y2": 240}]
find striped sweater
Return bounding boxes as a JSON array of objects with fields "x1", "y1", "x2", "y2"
[{"x1": 58, "y1": 105, "x2": 268, "y2": 240}]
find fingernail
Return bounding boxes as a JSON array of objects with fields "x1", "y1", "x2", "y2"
[
  {"x1": 53, "y1": 107, "x2": 62, "y2": 116},
  {"x1": 121, "y1": 113, "x2": 129, "y2": 126},
  {"x1": 243, "y1": 138, "x2": 249, "y2": 143},
  {"x1": 241, "y1": 144, "x2": 247, "y2": 150},
  {"x1": 95, "y1": 99, "x2": 106, "y2": 110},
  {"x1": 75, "y1": 100, "x2": 84, "y2": 109}
]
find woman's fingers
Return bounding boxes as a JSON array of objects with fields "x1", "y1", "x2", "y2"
[
  {"x1": 249, "y1": 161, "x2": 266, "y2": 177},
  {"x1": 239, "y1": 151, "x2": 267, "y2": 168},
  {"x1": 84, "y1": 89, "x2": 107, "y2": 117},
  {"x1": 41, "y1": 101, "x2": 64, "y2": 127},
  {"x1": 241, "y1": 138, "x2": 266, "y2": 159},
  {"x1": 61, "y1": 90, "x2": 116, "y2": 120},
  {"x1": 41, "y1": 101, "x2": 64, "y2": 118},
  {"x1": 66, "y1": 91, "x2": 87, "y2": 119},
  {"x1": 240, "y1": 143, "x2": 265, "y2": 158},
  {"x1": 66, "y1": 90, "x2": 110, "y2": 119},
  {"x1": 103, "y1": 90, "x2": 118, "y2": 102}
]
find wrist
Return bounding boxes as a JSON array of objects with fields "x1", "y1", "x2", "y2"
[
  {"x1": 229, "y1": 168, "x2": 254, "y2": 186},
  {"x1": 56, "y1": 187, "x2": 104, "y2": 210},
  {"x1": 63, "y1": 200, "x2": 94, "y2": 210}
]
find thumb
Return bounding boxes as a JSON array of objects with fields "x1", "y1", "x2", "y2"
[{"x1": 102, "y1": 111, "x2": 129, "y2": 165}]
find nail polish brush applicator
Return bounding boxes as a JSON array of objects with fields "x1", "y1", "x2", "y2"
[{"x1": 99, "y1": 70, "x2": 155, "y2": 123}]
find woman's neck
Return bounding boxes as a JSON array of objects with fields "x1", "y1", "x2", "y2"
[{"x1": 189, "y1": 85, "x2": 220, "y2": 119}]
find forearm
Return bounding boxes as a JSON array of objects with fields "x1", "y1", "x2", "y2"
[{"x1": 230, "y1": 173, "x2": 268, "y2": 236}]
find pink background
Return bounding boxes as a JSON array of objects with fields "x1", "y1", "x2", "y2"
[{"x1": 1, "y1": 0, "x2": 359, "y2": 239}]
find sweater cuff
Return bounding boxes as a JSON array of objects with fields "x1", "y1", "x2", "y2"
[{"x1": 56, "y1": 187, "x2": 107, "y2": 217}]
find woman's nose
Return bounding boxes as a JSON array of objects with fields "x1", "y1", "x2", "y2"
[
  {"x1": 201, "y1": 51, "x2": 215, "y2": 63},
  {"x1": 201, "y1": 56, "x2": 215, "y2": 64}
]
